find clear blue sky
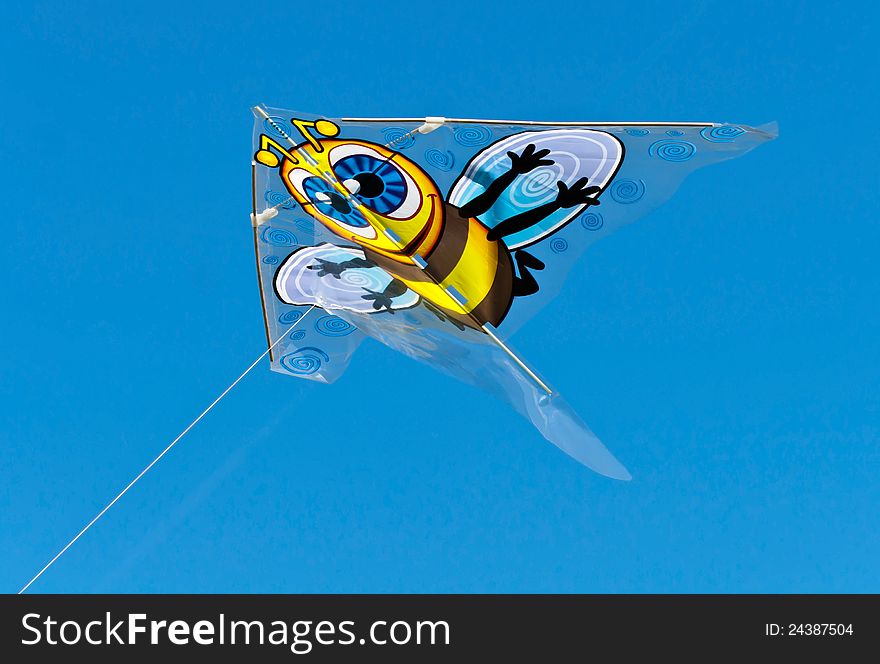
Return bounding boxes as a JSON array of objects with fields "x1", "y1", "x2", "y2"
[{"x1": 2, "y1": 1, "x2": 877, "y2": 593}]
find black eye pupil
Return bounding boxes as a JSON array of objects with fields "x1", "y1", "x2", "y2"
[
  {"x1": 354, "y1": 172, "x2": 385, "y2": 198},
  {"x1": 329, "y1": 193, "x2": 351, "y2": 214}
]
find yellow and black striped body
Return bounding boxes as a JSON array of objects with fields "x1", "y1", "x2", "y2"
[{"x1": 363, "y1": 202, "x2": 514, "y2": 330}]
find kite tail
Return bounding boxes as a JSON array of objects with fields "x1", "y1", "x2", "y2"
[
  {"x1": 521, "y1": 390, "x2": 631, "y2": 481},
  {"x1": 328, "y1": 304, "x2": 631, "y2": 479}
]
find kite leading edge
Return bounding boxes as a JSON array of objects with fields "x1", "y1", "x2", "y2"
[{"x1": 250, "y1": 105, "x2": 776, "y2": 480}]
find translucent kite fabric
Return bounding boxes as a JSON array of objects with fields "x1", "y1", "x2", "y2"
[{"x1": 250, "y1": 106, "x2": 776, "y2": 479}]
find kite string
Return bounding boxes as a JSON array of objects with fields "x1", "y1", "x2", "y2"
[{"x1": 18, "y1": 305, "x2": 316, "y2": 594}]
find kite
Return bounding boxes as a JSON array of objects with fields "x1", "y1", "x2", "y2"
[{"x1": 250, "y1": 106, "x2": 776, "y2": 480}]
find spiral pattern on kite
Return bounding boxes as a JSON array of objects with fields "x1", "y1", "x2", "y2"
[
  {"x1": 315, "y1": 315, "x2": 356, "y2": 337},
  {"x1": 289, "y1": 329, "x2": 306, "y2": 341},
  {"x1": 454, "y1": 126, "x2": 492, "y2": 147},
  {"x1": 424, "y1": 148, "x2": 455, "y2": 171},
  {"x1": 338, "y1": 267, "x2": 385, "y2": 292},
  {"x1": 579, "y1": 211, "x2": 604, "y2": 231},
  {"x1": 262, "y1": 255, "x2": 280, "y2": 265},
  {"x1": 550, "y1": 238, "x2": 569, "y2": 253},
  {"x1": 260, "y1": 226, "x2": 298, "y2": 247},
  {"x1": 264, "y1": 190, "x2": 296, "y2": 209},
  {"x1": 625, "y1": 128, "x2": 650, "y2": 137},
  {"x1": 610, "y1": 178, "x2": 646, "y2": 204},
  {"x1": 508, "y1": 164, "x2": 565, "y2": 208},
  {"x1": 278, "y1": 309, "x2": 303, "y2": 325},
  {"x1": 280, "y1": 346, "x2": 329, "y2": 375},
  {"x1": 648, "y1": 140, "x2": 696, "y2": 162},
  {"x1": 382, "y1": 127, "x2": 415, "y2": 149},
  {"x1": 263, "y1": 116, "x2": 293, "y2": 140},
  {"x1": 666, "y1": 129, "x2": 684, "y2": 136},
  {"x1": 700, "y1": 126, "x2": 745, "y2": 143}
]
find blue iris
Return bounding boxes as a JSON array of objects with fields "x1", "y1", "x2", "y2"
[
  {"x1": 334, "y1": 154, "x2": 408, "y2": 215},
  {"x1": 303, "y1": 176, "x2": 369, "y2": 228}
]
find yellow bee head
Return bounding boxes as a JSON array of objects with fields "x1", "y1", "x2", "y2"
[{"x1": 258, "y1": 120, "x2": 443, "y2": 262}]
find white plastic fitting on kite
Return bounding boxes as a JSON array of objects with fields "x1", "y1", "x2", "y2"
[
  {"x1": 417, "y1": 117, "x2": 446, "y2": 134},
  {"x1": 250, "y1": 207, "x2": 279, "y2": 227}
]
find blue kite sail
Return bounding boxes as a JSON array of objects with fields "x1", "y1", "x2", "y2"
[{"x1": 250, "y1": 106, "x2": 776, "y2": 479}]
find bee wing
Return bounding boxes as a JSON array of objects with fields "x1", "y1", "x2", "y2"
[
  {"x1": 448, "y1": 128, "x2": 624, "y2": 250},
  {"x1": 266, "y1": 243, "x2": 422, "y2": 383},
  {"x1": 274, "y1": 243, "x2": 419, "y2": 314},
  {"x1": 445, "y1": 122, "x2": 777, "y2": 335}
]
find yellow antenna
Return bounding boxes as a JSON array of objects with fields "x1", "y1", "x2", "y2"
[
  {"x1": 255, "y1": 134, "x2": 300, "y2": 168},
  {"x1": 292, "y1": 118, "x2": 339, "y2": 152}
]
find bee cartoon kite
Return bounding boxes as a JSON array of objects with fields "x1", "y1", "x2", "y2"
[{"x1": 249, "y1": 107, "x2": 776, "y2": 479}]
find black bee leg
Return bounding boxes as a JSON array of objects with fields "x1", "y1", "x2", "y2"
[
  {"x1": 459, "y1": 144, "x2": 554, "y2": 218},
  {"x1": 308, "y1": 256, "x2": 374, "y2": 279},
  {"x1": 361, "y1": 278, "x2": 408, "y2": 313},
  {"x1": 487, "y1": 178, "x2": 601, "y2": 242},
  {"x1": 512, "y1": 250, "x2": 545, "y2": 297}
]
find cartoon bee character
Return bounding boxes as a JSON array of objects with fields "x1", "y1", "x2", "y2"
[{"x1": 258, "y1": 118, "x2": 622, "y2": 331}]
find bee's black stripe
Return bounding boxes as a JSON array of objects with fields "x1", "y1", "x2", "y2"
[
  {"x1": 421, "y1": 203, "x2": 475, "y2": 282},
  {"x1": 470, "y1": 243, "x2": 514, "y2": 328}
]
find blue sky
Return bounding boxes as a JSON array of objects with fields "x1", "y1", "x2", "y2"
[{"x1": 1, "y1": 1, "x2": 877, "y2": 592}]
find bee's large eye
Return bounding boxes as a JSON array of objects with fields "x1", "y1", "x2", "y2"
[
  {"x1": 301, "y1": 176, "x2": 375, "y2": 234},
  {"x1": 334, "y1": 154, "x2": 407, "y2": 214},
  {"x1": 329, "y1": 145, "x2": 423, "y2": 220}
]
